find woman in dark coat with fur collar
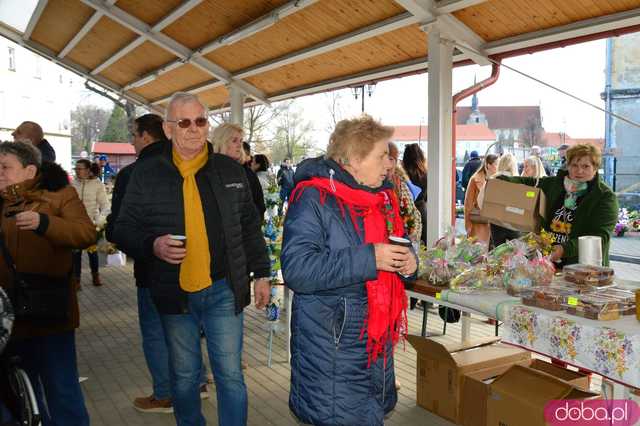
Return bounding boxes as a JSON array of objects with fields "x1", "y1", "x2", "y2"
[{"x1": 0, "y1": 142, "x2": 95, "y2": 426}]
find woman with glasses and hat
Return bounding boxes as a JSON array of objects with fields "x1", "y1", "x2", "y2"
[{"x1": 0, "y1": 141, "x2": 96, "y2": 425}]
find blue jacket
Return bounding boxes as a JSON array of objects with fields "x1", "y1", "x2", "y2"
[{"x1": 282, "y1": 157, "x2": 410, "y2": 426}]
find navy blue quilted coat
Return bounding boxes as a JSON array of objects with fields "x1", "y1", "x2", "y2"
[{"x1": 282, "y1": 157, "x2": 410, "y2": 426}]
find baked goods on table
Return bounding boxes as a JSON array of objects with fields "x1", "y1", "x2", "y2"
[
  {"x1": 563, "y1": 264, "x2": 615, "y2": 287},
  {"x1": 521, "y1": 286, "x2": 575, "y2": 311},
  {"x1": 597, "y1": 288, "x2": 636, "y2": 316},
  {"x1": 564, "y1": 294, "x2": 621, "y2": 321}
]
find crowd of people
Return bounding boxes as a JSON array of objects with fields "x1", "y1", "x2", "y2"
[
  {"x1": 461, "y1": 144, "x2": 617, "y2": 265},
  {"x1": 0, "y1": 96, "x2": 617, "y2": 426}
]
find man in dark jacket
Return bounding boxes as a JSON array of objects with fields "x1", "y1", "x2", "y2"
[
  {"x1": 277, "y1": 158, "x2": 294, "y2": 214},
  {"x1": 12, "y1": 120, "x2": 56, "y2": 162},
  {"x1": 112, "y1": 93, "x2": 270, "y2": 426},
  {"x1": 242, "y1": 141, "x2": 266, "y2": 218},
  {"x1": 461, "y1": 150, "x2": 482, "y2": 191},
  {"x1": 105, "y1": 114, "x2": 180, "y2": 413},
  {"x1": 556, "y1": 143, "x2": 569, "y2": 173}
]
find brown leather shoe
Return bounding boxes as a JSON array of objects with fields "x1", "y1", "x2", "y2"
[
  {"x1": 92, "y1": 272, "x2": 102, "y2": 287},
  {"x1": 133, "y1": 395, "x2": 173, "y2": 413}
]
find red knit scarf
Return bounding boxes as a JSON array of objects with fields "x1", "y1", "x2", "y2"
[{"x1": 290, "y1": 177, "x2": 408, "y2": 366}]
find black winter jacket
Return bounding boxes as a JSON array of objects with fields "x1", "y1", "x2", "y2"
[
  {"x1": 105, "y1": 140, "x2": 164, "y2": 286},
  {"x1": 111, "y1": 142, "x2": 270, "y2": 314},
  {"x1": 244, "y1": 165, "x2": 266, "y2": 219},
  {"x1": 461, "y1": 157, "x2": 482, "y2": 191}
]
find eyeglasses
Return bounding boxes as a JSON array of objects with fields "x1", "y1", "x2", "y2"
[{"x1": 167, "y1": 117, "x2": 208, "y2": 129}]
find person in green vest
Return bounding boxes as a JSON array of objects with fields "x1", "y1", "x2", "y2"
[{"x1": 498, "y1": 144, "x2": 617, "y2": 266}]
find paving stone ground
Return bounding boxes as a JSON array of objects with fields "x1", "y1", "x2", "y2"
[{"x1": 75, "y1": 259, "x2": 639, "y2": 425}]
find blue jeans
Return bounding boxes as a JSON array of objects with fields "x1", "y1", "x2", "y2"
[
  {"x1": 138, "y1": 287, "x2": 207, "y2": 400},
  {"x1": 6, "y1": 331, "x2": 90, "y2": 426},
  {"x1": 161, "y1": 280, "x2": 246, "y2": 426}
]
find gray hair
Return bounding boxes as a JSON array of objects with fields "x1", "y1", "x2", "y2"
[
  {"x1": 0, "y1": 141, "x2": 42, "y2": 169},
  {"x1": 165, "y1": 92, "x2": 208, "y2": 120}
]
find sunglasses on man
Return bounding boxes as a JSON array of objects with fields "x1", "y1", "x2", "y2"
[{"x1": 166, "y1": 117, "x2": 208, "y2": 129}]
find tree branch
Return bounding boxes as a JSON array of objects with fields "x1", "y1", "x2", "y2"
[{"x1": 84, "y1": 81, "x2": 126, "y2": 109}]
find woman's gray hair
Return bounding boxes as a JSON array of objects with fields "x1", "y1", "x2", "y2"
[
  {"x1": 165, "y1": 92, "x2": 208, "y2": 120},
  {"x1": 0, "y1": 141, "x2": 42, "y2": 169}
]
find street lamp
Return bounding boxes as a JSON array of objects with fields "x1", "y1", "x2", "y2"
[{"x1": 351, "y1": 83, "x2": 377, "y2": 113}]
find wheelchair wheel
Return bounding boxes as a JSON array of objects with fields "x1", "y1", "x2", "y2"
[{"x1": 8, "y1": 366, "x2": 40, "y2": 426}]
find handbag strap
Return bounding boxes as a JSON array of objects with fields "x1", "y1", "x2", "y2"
[{"x1": 0, "y1": 230, "x2": 18, "y2": 276}]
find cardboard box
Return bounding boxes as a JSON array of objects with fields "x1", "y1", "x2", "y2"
[
  {"x1": 461, "y1": 358, "x2": 592, "y2": 426},
  {"x1": 481, "y1": 179, "x2": 547, "y2": 232},
  {"x1": 486, "y1": 365, "x2": 599, "y2": 426},
  {"x1": 407, "y1": 335, "x2": 531, "y2": 424}
]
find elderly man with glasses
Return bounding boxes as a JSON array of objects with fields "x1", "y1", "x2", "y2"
[{"x1": 112, "y1": 92, "x2": 270, "y2": 426}]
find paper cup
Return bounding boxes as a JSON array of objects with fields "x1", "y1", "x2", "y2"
[
  {"x1": 169, "y1": 234, "x2": 187, "y2": 248},
  {"x1": 389, "y1": 236, "x2": 412, "y2": 248}
]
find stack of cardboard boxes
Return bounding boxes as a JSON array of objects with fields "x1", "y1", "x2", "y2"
[{"x1": 408, "y1": 335, "x2": 599, "y2": 426}]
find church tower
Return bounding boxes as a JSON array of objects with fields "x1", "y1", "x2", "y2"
[{"x1": 466, "y1": 77, "x2": 488, "y2": 126}]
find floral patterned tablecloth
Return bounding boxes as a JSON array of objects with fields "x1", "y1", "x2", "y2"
[{"x1": 504, "y1": 305, "x2": 640, "y2": 389}]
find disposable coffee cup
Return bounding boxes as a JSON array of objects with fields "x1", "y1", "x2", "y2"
[
  {"x1": 389, "y1": 236, "x2": 412, "y2": 248},
  {"x1": 169, "y1": 234, "x2": 187, "y2": 248}
]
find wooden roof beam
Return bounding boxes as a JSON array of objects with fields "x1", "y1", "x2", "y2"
[
  {"x1": 235, "y1": 12, "x2": 420, "y2": 79},
  {"x1": 436, "y1": 0, "x2": 488, "y2": 14},
  {"x1": 152, "y1": 80, "x2": 225, "y2": 105},
  {"x1": 91, "y1": 0, "x2": 203, "y2": 75},
  {"x1": 254, "y1": 5, "x2": 640, "y2": 107},
  {"x1": 0, "y1": 21, "x2": 160, "y2": 114},
  {"x1": 58, "y1": 0, "x2": 117, "y2": 58},
  {"x1": 395, "y1": 0, "x2": 489, "y2": 66},
  {"x1": 22, "y1": 0, "x2": 48, "y2": 40},
  {"x1": 150, "y1": 11, "x2": 422, "y2": 105},
  {"x1": 79, "y1": 0, "x2": 269, "y2": 104},
  {"x1": 484, "y1": 6, "x2": 640, "y2": 55},
  {"x1": 208, "y1": 54, "x2": 465, "y2": 114},
  {"x1": 124, "y1": 0, "x2": 318, "y2": 92}
]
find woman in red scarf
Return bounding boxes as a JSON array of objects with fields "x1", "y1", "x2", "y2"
[{"x1": 281, "y1": 116, "x2": 417, "y2": 426}]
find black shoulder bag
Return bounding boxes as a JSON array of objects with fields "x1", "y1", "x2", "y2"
[{"x1": 0, "y1": 231, "x2": 70, "y2": 321}]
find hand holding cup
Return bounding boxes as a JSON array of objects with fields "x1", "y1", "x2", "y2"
[
  {"x1": 374, "y1": 236, "x2": 413, "y2": 273},
  {"x1": 153, "y1": 234, "x2": 187, "y2": 264}
]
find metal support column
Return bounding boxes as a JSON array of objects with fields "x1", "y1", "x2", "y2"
[
  {"x1": 229, "y1": 85, "x2": 245, "y2": 126},
  {"x1": 425, "y1": 25, "x2": 454, "y2": 247}
]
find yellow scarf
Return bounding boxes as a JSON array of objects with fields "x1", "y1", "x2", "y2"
[{"x1": 172, "y1": 147, "x2": 211, "y2": 292}]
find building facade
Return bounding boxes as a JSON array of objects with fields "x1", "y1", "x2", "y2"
[
  {"x1": 604, "y1": 33, "x2": 640, "y2": 194},
  {"x1": 0, "y1": 38, "x2": 76, "y2": 171},
  {"x1": 456, "y1": 95, "x2": 543, "y2": 149},
  {"x1": 392, "y1": 124, "x2": 496, "y2": 164}
]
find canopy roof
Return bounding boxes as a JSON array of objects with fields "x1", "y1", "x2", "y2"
[{"x1": 2, "y1": 0, "x2": 640, "y2": 113}]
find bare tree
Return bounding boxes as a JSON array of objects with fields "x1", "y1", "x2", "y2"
[
  {"x1": 84, "y1": 81, "x2": 136, "y2": 126},
  {"x1": 324, "y1": 90, "x2": 345, "y2": 132},
  {"x1": 269, "y1": 102, "x2": 314, "y2": 163},
  {"x1": 209, "y1": 111, "x2": 230, "y2": 126},
  {"x1": 70, "y1": 105, "x2": 110, "y2": 154},
  {"x1": 209, "y1": 104, "x2": 285, "y2": 155},
  {"x1": 520, "y1": 115, "x2": 544, "y2": 147}
]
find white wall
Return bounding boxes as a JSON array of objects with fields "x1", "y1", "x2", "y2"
[{"x1": 0, "y1": 38, "x2": 76, "y2": 172}]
